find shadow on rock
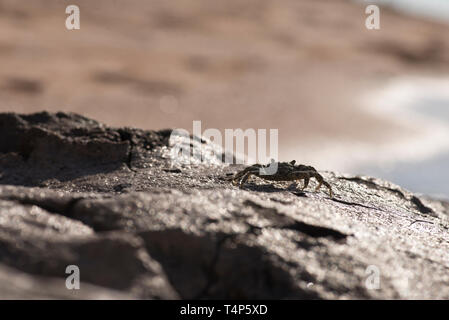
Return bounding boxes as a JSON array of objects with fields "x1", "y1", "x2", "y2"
[{"x1": 0, "y1": 112, "x2": 169, "y2": 186}]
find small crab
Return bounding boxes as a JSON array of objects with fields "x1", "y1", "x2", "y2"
[{"x1": 232, "y1": 160, "x2": 333, "y2": 197}]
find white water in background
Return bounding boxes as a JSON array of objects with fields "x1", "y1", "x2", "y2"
[
  {"x1": 359, "y1": 78, "x2": 449, "y2": 199},
  {"x1": 357, "y1": 0, "x2": 449, "y2": 23}
]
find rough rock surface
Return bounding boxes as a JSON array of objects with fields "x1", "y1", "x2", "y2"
[{"x1": 0, "y1": 112, "x2": 448, "y2": 299}]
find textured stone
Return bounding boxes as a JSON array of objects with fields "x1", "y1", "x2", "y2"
[{"x1": 0, "y1": 112, "x2": 448, "y2": 299}]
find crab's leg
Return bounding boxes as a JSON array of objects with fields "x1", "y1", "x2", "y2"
[
  {"x1": 232, "y1": 168, "x2": 251, "y2": 185},
  {"x1": 232, "y1": 174, "x2": 242, "y2": 185},
  {"x1": 322, "y1": 181, "x2": 333, "y2": 197},
  {"x1": 238, "y1": 171, "x2": 256, "y2": 188},
  {"x1": 232, "y1": 164, "x2": 264, "y2": 184},
  {"x1": 312, "y1": 173, "x2": 333, "y2": 197},
  {"x1": 232, "y1": 175, "x2": 240, "y2": 186},
  {"x1": 291, "y1": 171, "x2": 333, "y2": 197},
  {"x1": 301, "y1": 177, "x2": 310, "y2": 190},
  {"x1": 289, "y1": 171, "x2": 313, "y2": 190}
]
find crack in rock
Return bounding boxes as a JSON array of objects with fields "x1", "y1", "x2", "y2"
[
  {"x1": 339, "y1": 176, "x2": 435, "y2": 215},
  {"x1": 243, "y1": 199, "x2": 348, "y2": 241}
]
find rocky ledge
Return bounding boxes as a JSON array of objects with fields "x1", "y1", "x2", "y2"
[{"x1": 0, "y1": 112, "x2": 448, "y2": 299}]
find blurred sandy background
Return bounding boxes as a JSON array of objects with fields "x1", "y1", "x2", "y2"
[{"x1": 1, "y1": 0, "x2": 449, "y2": 191}]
